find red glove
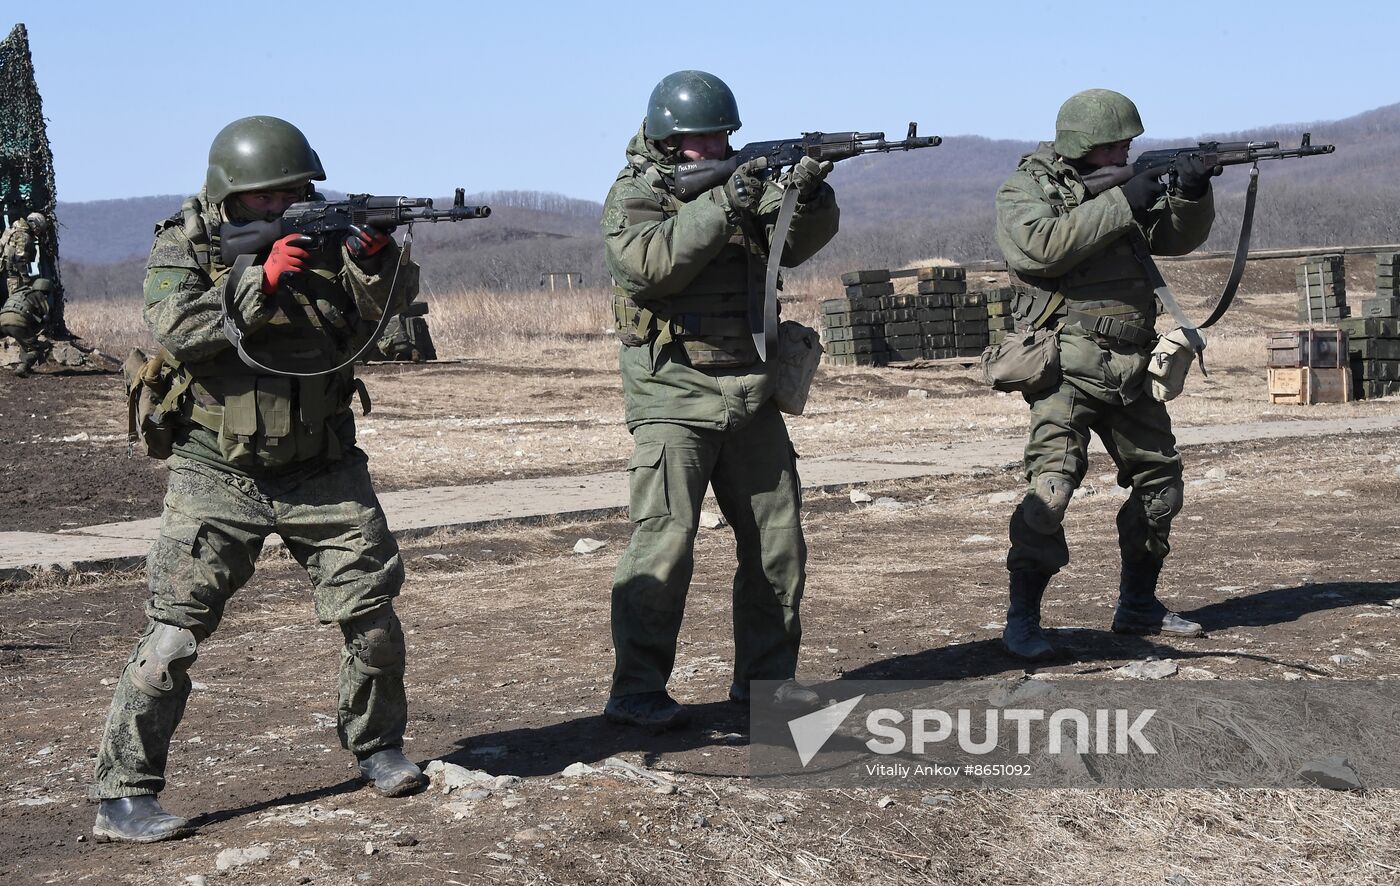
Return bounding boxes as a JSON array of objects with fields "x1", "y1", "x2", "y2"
[
  {"x1": 346, "y1": 224, "x2": 393, "y2": 259},
  {"x1": 261, "y1": 234, "x2": 312, "y2": 293}
]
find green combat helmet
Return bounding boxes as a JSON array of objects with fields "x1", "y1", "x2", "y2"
[
  {"x1": 645, "y1": 70, "x2": 741, "y2": 140},
  {"x1": 1054, "y1": 89, "x2": 1144, "y2": 160},
  {"x1": 204, "y1": 115, "x2": 326, "y2": 204}
]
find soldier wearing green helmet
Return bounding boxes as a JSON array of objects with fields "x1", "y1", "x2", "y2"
[
  {"x1": 91, "y1": 116, "x2": 425, "y2": 844},
  {"x1": 600, "y1": 70, "x2": 839, "y2": 729},
  {"x1": 993, "y1": 89, "x2": 1215, "y2": 660}
]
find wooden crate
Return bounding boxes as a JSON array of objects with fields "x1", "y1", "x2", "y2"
[
  {"x1": 1267, "y1": 329, "x2": 1347, "y2": 368},
  {"x1": 1268, "y1": 366, "x2": 1353, "y2": 404}
]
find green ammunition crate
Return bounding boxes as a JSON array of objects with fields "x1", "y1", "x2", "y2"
[
  {"x1": 884, "y1": 321, "x2": 921, "y2": 336},
  {"x1": 1360, "y1": 297, "x2": 1400, "y2": 318},
  {"x1": 921, "y1": 320, "x2": 954, "y2": 335},
  {"x1": 827, "y1": 339, "x2": 882, "y2": 356},
  {"x1": 954, "y1": 307, "x2": 987, "y2": 323},
  {"x1": 923, "y1": 334, "x2": 955, "y2": 349},
  {"x1": 1339, "y1": 317, "x2": 1400, "y2": 339},
  {"x1": 846, "y1": 281, "x2": 895, "y2": 298},
  {"x1": 840, "y1": 269, "x2": 892, "y2": 286},
  {"x1": 917, "y1": 279, "x2": 968, "y2": 295},
  {"x1": 916, "y1": 265, "x2": 966, "y2": 282},
  {"x1": 823, "y1": 325, "x2": 875, "y2": 342}
]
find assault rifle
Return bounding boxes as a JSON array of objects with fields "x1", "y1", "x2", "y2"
[
  {"x1": 218, "y1": 188, "x2": 490, "y2": 263},
  {"x1": 672, "y1": 122, "x2": 942, "y2": 200},
  {"x1": 1080, "y1": 133, "x2": 1334, "y2": 196},
  {"x1": 217, "y1": 189, "x2": 489, "y2": 378},
  {"x1": 670, "y1": 123, "x2": 941, "y2": 361}
]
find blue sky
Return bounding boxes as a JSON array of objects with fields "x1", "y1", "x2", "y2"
[{"x1": 17, "y1": 1, "x2": 1396, "y2": 202}]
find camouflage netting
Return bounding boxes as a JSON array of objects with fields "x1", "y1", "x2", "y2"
[{"x1": 0, "y1": 22, "x2": 60, "y2": 285}]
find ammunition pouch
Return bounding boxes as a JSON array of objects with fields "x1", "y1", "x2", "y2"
[
  {"x1": 124, "y1": 348, "x2": 189, "y2": 460},
  {"x1": 1146, "y1": 327, "x2": 1202, "y2": 402},
  {"x1": 980, "y1": 327, "x2": 1061, "y2": 394},
  {"x1": 773, "y1": 320, "x2": 823, "y2": 415}
]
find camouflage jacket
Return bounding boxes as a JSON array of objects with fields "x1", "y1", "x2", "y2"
[
  {"x1": 145, "y1": 193, "x2": 416, "y2": 474},
  {"x1": 0, "y1": 281, "x2": 48, "y2": 328},
  {"x1": 995, "y1": 143, "x2": 1214, "y2": 404},
  {"x1": 1, "y1": 218, "x2": 37, "y2": 282},
  {"x1": 603, "y1": 125, "x2": 839, "y2": 431}
]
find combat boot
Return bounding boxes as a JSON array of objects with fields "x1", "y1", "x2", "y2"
[
  {"x1": 1002, "y1": 571, "x2": 1056, "y2": 661},
  {"x1": 1111, "y1": 561, "x2": 1204, "y2": 637},
  {"x1": 92, "y1": 795, "x2": 195, "y2": 844},
  {"x1": 357, "y1": 747, "x2": 428, "y2": 797},
  {"x1": 729, "y1": 679, "x2": 820, "y2": 711},
  {"x1": 604, "y1": 691, "x2": 689, "y2": 731}
]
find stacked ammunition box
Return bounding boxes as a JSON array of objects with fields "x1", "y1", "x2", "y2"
[
  {"x1": 1363, "y1": 252, "x2": 1400, "y2": 319},
  {"x1": 1297, "y1": 254, "x2": 1348, "y2": 323},
  {"x1": 822, "y1": 269, "x2": 888, "y2": 366},
  {"x1": 822, "y1": 265, "x2": 981, "y2": 365},
  {"x1": 983, "y1": 287, "x2": 1016, "y2": 346},
  {"x1": 1266, "y1": 328, "x2": 1352, "y2": 404},
  {"x1": 1339, "y1": 316, "x2": 1400, "y2": 400}
]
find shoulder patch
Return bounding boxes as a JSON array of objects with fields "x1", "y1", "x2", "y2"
[{"x1": 145, "y1": 267, "x2": 191, "y2": 305}]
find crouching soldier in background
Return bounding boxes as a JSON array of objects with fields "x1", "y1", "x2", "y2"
[
  {"x1": 601, "y1": 70, "x2": 839, "y2": 729},
  {"x1": 92, "y1": 116, "x2": 425, "y2": 843},
  {"x1": 0, "y1": 276, "x2": 53, "y2": 376},
  {"x1": 993, "y1": 89, "x2": 1214, "y2": 661}
]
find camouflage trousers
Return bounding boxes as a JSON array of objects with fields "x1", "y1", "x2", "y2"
[
  {"x1": 1008, "y1": 380, "x2": 1184, "y2": 576},
  {"x1": 610, "y1": 403, "x2": 806, "y2": 698},
  {"x1": 93, "y1": 451, "x2": 406, "y2": 799},
  {"x1": 0, "y1": 317, "x2": 43, "y2": 373}
]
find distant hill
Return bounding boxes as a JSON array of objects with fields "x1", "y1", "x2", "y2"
[{"x1": 54, "y1": 103, "x2": 1400, "y2": 299}]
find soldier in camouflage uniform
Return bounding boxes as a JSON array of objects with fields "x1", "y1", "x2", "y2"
[
  {"x1": 1, "y1": 211, "x2": 46, "y2": 296},
  {"x1": 602, "y1": 71, "x2": 839, "y2": 729},
  {"x1": 994, "y1": 89, "x2": 1214, "y2": 660},
  {"x1": 92, "y1": 116, "x2": 425, "y2": 844},
  {"x1": 0, "y1": 275, "x2": 52, "y2": 376}
]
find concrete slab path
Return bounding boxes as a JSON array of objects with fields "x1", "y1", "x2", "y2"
[{"x1": 3, "y1": 413, "x2": 1396, "y2": 579}]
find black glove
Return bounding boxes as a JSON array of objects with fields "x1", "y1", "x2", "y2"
[
  {"x1": 722, "y1": 157, "x2": 769, "y2": 213},
  {"x1": 1122, "y1": 171, "x2": 1167, "y2": 221},
  {"x1": 1172, "y1": 154, "x2": 1215, "y2": 200}
]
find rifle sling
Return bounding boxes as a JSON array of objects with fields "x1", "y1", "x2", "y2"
[
  {"x1": 1127, "y1": 229, "x2": 1208, "y2": 374},
  {"x1": 219, "y1": 232, "x2": 410, "y2": 378},
  {"x1": 1199, "y1": 164, "x2": 1259, "y2": 329},
  {"x1": 756, "y1": 185, "x2": 800, "y2": 362}
]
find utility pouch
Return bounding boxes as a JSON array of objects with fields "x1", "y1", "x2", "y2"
[
  {"x1": 773, "y1": 320, "x2": 823, "y2": 416},
  {"x1": 123, "y1": 348, "x2": 180, "y2": 459},
  {"x1": 980, "y1": 327, "x2": 1061, "y2": 394},
  {"x1": 1147, "y1": 326, "x2": 1202, "y2": 402}
]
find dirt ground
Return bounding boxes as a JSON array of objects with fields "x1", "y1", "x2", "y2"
[
  {"x1": 2, "y1": 430, "x2": 1399, "y2": 885},
  {"x1": 2, "y1": 264, "x2": 1400, "y2": 883}
]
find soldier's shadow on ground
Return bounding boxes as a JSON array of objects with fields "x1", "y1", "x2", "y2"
[
  {"x1": 443, "y1": 701, "x2": 752, "y2": 779},
  {"x1": 189, "y1": 776, "x2": 366, "y2": 830},
  {"x1": 1183, "y1": 580, "x2": 1399, "y2": 632}
]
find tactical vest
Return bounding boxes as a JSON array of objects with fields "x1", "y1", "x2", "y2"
[
  {"x1": 0, "y1": 286, "x2": 46, "y2": 327},
  {"x1": 611, "y1": 165, "x2": 764, "y2": 369},
  {"x1": 1011, "y1": 164, "x2": 1158, "y2": 348},
  {"x1": 1, "y1": 219, "x2": 34, "y2": 283},
  {"x1": 163, "y1": 195, "x2": 366, "y2": 469}
]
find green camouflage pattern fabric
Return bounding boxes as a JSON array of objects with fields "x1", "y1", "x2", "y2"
[
  {"x1": 603, "y1": 124, "x2": 836, "y2": 698},
  {"x1": 1053, "y1": 89, "x2": 1144, "y2": 160},
  {"x1": 93, "y1": 452, "x2": 406, "y2": 798},
  {"x1": 144, "y1": 194, "x2": 415, "y2": 475},
  {"x1": 2, "y1": 215, "x2": 36, "y2": 292},
  {"x1": 602, "y1": 125, "x2": 839, "y2": 430},
  {"x1": 995, "y1": 143, "x2": 1212, "y2": 577}
]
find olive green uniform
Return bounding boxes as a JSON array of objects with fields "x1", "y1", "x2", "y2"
[
  {"x1": 603, "y1": 126, "x2": 838, "y2": 698},
  {"x1": 995, "y1": 143, "x2": 1213, "y2": 576},
  {"x1": 0, "y1": 280, "x2": 49, "y2": 374},
  {"x1": 93, "y1": 192, "x2": 416, "y2": 799}
]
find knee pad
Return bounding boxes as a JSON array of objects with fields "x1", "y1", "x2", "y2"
[
  {"x1": 1140, "y1": 481, "x2": 1184, "y2": 524},
  {"x1": 1022, "y1": 472, "x2": 1075, "y2": 534},
  {"x1": 129, "y1": 623, "x2": 198, "y2": 697},
  {"x1": 343, "y1": 609, "x2": 405, "y2": 676}
]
